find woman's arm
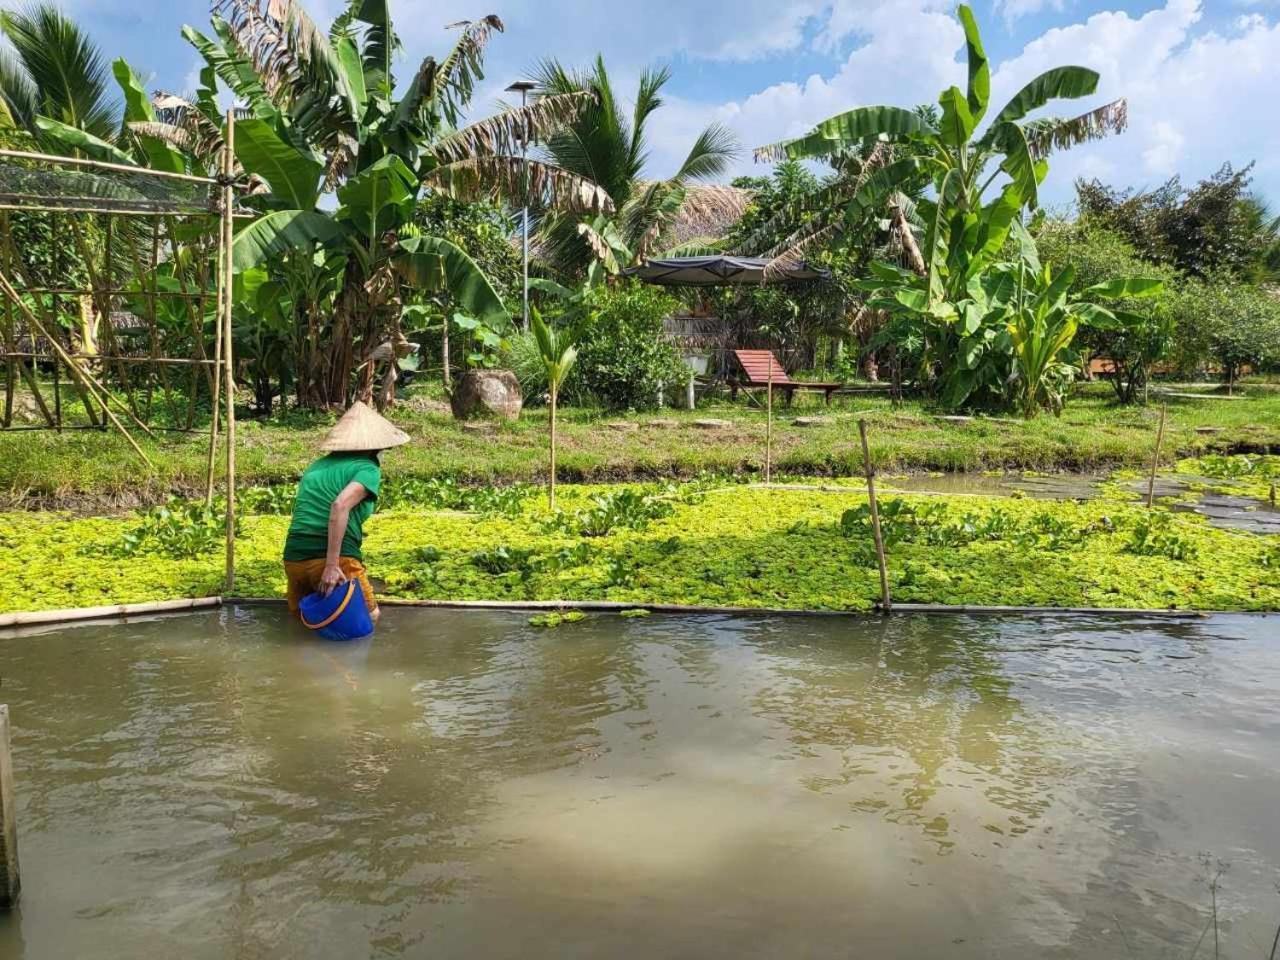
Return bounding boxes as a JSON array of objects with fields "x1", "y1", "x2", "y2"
[{"x1": 319, "y1": 480, "x2": 370, "y2": 595}]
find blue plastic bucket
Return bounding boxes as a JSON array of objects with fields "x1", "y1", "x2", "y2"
[{"x1": 298, "y1": 579, "x2": 374, "y2": 641}]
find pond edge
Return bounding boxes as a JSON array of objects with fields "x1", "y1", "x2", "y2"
[{"x1": 7, "y1": 595, "x2": 1276, "y2": 630}]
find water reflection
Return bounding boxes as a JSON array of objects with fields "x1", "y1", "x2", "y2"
[{"x1": 0, "y1": 608, "x2": 1277, "y2": 958}]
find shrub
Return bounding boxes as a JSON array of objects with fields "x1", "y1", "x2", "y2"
[{"x1": 574, "y1": 281, "x2": 688, "y2": 411}]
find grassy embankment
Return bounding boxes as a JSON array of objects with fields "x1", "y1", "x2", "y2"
[
  {"x1": 3, "y1": 468, "x2": 1277, "y2": 615},
  {"x1": 2, "y1": 382, "x2": 1278, "y2": 510}
]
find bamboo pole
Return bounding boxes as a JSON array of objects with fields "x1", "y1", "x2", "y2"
[
  {"x1": 0, "y1": 352, "x2": 216, "y2": 366},
  {"x1": 204, "y1": 142, "x2": 228, "y2": 507},
  {"x1": 222, "y1": 111, "x2": 237, "y2": 594},
  {"x1": 1146, "y1": 403, "x2": 1168, "y2": 509},
  {"x1": 858, "y1": 418, "x2": 891, "y2": 612},
  {"x1": 0, "y1": 148, "x2": 219, "y2": 186},
  {"x1": 0, "y1": 270, "x2": 152, "y2": 465},
  {"x1": 765, "y1": 361, "x2": 773, "y2": 484},
  {"x1": 0, "y1": 704, "x2": 18, "y2": 910}
]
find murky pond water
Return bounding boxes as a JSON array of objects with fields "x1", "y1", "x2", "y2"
[{"x1": 1, "y1": 607, "x2": 1278, "y2": 959}]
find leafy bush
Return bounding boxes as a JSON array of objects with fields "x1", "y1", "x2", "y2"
[{"x1": 574, "y1": 281, "x2": 687, "y2": 411}]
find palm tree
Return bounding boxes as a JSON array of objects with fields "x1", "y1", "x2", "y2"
[
  {"x1": 532, "y1": 56, "x2": 742, "y2": 275},
  {"x1": 530, "y1": 305, "x2": 579, "y2": 509},
  {"x1": 0, "y1": 3, "x2": 117, "y2": 144}
]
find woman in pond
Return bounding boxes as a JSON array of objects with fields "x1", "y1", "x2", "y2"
[{"x1": 282, "y1": 401, "x2": 409, "y2": 625}]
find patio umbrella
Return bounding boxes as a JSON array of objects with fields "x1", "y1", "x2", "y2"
[{"x1": 622, "y1": 255, "x2": 829, "y2": 287}]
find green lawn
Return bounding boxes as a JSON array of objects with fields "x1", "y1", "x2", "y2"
[
  {"x1": 3, "y1": 480, "x2": 1276, "y2": 614},
  {"x1": 3, "y1": 382, "x2": 1278, "y2": 510}
]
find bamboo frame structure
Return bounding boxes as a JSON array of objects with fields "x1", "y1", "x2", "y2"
[{"x1": 0, "y1": 128, "x2": 241, "y2": 590}]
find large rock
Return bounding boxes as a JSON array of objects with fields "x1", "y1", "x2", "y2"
[{"x1": 451, "y1": 369, "x2": 523, "y2": 421}]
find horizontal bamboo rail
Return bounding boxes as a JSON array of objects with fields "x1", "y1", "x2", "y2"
[
  {"x1": 15, "y1": 287, "x2": 209, "y2": 299},
  {"x1": 2, "y1": 352, "x2": 217, "y2": 366},
  {"x1": 0, "y1": 148, "x2": 218, "y2": 186},
  {"x1": 0, "y1": 596, "x2": 221, "y2": 629},
  {"x1": 229, "y1": 596, "x2": 1227, "y2": 619}
]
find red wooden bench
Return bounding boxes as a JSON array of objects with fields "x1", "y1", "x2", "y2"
[{"x1": 729, "y1": 349, "x2": 841, "y2": 405}]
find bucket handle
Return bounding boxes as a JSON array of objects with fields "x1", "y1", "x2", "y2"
[{"x1": 301, "y1": 580, "x2": 357, "y2": 630}]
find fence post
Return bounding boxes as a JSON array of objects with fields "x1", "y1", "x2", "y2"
[
  {"x1": 858, "y1": 419, "x2": 891, "y2": 612},
  {"x1": 0, "y1": 704, "x2": 19, "y2": 909}
]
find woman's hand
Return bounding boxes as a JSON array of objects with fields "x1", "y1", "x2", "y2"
[{"x1": 319, "y1": 562, "x2": 347, "y2": 596}]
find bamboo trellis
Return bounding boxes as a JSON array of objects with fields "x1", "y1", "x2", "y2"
[{"x1": 0, "y1": 117, "x2": 241, "y2": 590}]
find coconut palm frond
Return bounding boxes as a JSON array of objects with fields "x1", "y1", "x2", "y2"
[
  {"x1": 127, "y1": 120, "x2": 198, "y2": 154},
  {"x1": 424, "y1": 156, "x2": 613, "y2": 215},
  {"x1": 670, "y1": 183, "x2": 750, "y2": 245},
  {"x1": 0, "y1": 45, "x2": 37, "y2": 131},
  {"x1": 673, "y1": 122, "x2": 740, "y2": 184},
  {"x1": 1026, "y1": 98, "x2": 1127, "y2": 158},
  {"x1": 430, "y1": 90, "x2": 595, "y2": 163},
  {"x1": 0, "y1": 4, "x2": 118, "y2": 139},
  {"x1": 763, "y1": 220, "x2": 841, "y2": 278}
]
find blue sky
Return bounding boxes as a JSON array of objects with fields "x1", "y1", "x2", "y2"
[{"x1": 43, "y1": 0, "x2": 1280, "y2": 208}]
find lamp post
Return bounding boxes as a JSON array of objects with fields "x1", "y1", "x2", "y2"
[{"x1": 506, "y1": 80, "x2": 537, "y2": 333}]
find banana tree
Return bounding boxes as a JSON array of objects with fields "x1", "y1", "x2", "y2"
[
  {"x1": 756, "y1": 3, "x2": 1130, "y2": 410},
  {"x1": 1006, "y1": 260, "x2": 1164, "y2": 418},
  {"x1": 530, "y1": 305, "x2": 581, "y2": 509},
  {"x1": 756, "y1": 3, "x2": 1127, "y2": 297},
  {"x1": 178, "y1": 0, "x2": 611, "y2": 408}
]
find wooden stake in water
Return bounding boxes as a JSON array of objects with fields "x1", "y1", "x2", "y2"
[
  {"x1": 1146, "y1": 403, "x2": 1168, "y2": 509},
  {"x1": 765, "y1": 362, "x2": 773, "y2": 484},
  {"x1": 0, "y1": 704, "x2": 19, "y2": 909},
  {"x1": 858, "y1": 419, "x2": 891, "y2": 612}
]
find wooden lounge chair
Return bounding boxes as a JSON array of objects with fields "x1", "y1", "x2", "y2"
[{"x1": 729, "y1": 349, "x2": 841, "y2": 405}]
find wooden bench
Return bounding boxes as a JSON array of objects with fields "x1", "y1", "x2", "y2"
[{"x1": 729, "y1": 349, "x2": 841, "y2": 405}]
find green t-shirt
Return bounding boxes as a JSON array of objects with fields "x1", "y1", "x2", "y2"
[{"x1": 282, "y1": 453, "x2": 382, "y2": 562}]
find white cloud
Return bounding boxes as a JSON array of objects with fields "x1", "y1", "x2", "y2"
[
  {"x1": 637, "y1": 0, "x2": 1280, "y2": 205},
  {"x1": 995, "y1": 0, "x2": 1067, "y2": 23}
]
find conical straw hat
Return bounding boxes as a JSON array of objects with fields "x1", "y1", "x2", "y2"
[{"x1": 320, "y1": 401, "x2": 410, "y2": 452}]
